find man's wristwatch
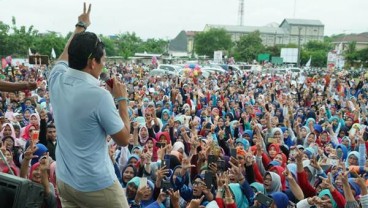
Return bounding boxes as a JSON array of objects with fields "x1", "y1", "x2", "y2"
[{"x1": 75, "y1": 21, "x2": 87, "y2": 30}]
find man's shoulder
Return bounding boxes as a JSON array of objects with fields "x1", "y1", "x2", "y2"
[
  {"x1": 51, "y1": 61, "x2": 68, "y2": 72},
  {"x1": 49, "y1": 61, "x2": 68, "y2": 82}
]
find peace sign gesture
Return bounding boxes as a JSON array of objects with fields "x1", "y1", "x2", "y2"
[
  {"x1": 24, "y1": 140, "x2": 38, "y2": 161},
  {"x1": 78, "y1": 3, "x2": 92, "y2": 27},
  {"x1": 319, "y1": 173, "x2": 334, "y2": 191}
]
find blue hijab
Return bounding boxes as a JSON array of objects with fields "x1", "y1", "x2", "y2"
[{"x1": 229, "y1": 183, "x2": 249, "y2": 208}]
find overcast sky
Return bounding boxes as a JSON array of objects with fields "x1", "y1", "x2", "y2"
[{"x1": 0, "y1": 0, "x2": 367, "y2": 40}]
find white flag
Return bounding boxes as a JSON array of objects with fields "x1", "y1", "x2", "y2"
[
  {"x1": 51, "y1": 48, "x2": 56, "y2": 59},
  {"x1": 305, "y1": 56, "x2": 311, "y2": 68},
  {"x1": 337, "y1": 42, "x2": 343, "y2": 55},
  {"x1": 28, "y1": 48, "x2": 33, "y2": 56}
]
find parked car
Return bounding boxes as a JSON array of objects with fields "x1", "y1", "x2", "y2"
[
  {"x1": 149, "y1": 69, "x2": 178, "y2": 77},
  {"x1": 157, "y1": 64, "x2": 182, "y2": 73}
]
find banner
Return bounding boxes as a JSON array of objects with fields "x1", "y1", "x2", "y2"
[{"x1": 213, "y1": 51, "x2": 222, "y2": 63}]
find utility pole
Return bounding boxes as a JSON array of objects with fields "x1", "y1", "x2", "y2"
[
  {"x1": 297, "y1": 27, "x2": 302, "y2": 67},
  {"x1": 238, "y1": 0, "x2": 244, "y2": 26}
]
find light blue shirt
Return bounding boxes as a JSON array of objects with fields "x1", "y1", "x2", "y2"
[{"x1": 49, "y1": 61, "x2": 123, "y2": 191}]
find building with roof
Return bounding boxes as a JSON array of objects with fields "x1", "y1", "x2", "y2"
[
  {"x1": 204, "y1": 18, "x2": 324, "y2": 47},
  {"x1": 332, "y1": 33, "x2": 368, "y2": 51},
  {"x1": 168, "y1": 30, "x2": 198, "y2": 58}
]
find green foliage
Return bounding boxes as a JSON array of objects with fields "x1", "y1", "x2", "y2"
[
  {"x1": 357, "y1": 47, "x2": 368, "y2": 66},
  {"x1": 299, "y1": 40, "x2": 332, "y2": 67},
  {"x1": 194, "y1": 28, "x2": 232, "y2": 58},
  {"x1": 300, "y1": 50, "x2": 327, "y2": 67},
  {"x1": 304, "y1": 40, "x2": 332, "y2": 52},
  {"x1": 100, "y1": 35, "x2": 117, "y2": 56},
  {"x1": 233, "y1": 31, "x2": 264, "y2": 62},
  {"x1": 344, "y1": 41, "x2": 358, "y2": 67},
  {"x1": 0, "y1": 18, "x2": 168, "y2": 60},
  {"x1": 264, "y1": 45, "x2": 282, "y2": 57}
]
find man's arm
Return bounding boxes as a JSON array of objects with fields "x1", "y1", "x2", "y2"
[
  {"x1": 58, "y1": 3, "x2": 91, "y2": 62},
  {"x1": 110, "y1": 77, "x2": 130, "y2": 146},
  {"x1": 0, "y1": 80, "x2": 37, "y2": 92}
]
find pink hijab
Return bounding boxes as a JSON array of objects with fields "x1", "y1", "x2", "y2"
[{"x1": 0, "y1": 123, "x2": 16, "y2": 139}]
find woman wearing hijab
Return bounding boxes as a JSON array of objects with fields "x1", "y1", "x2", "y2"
[
  {"x1": 29, "y1": 113, "x2": 40, "y2": 129},
  {"x1": 0, "y1": 147, "x2": 19, "y2": 176},
  {"x1": 126, "y1": 177, "x2": 156, "y2": 207},
  {"x1": 160, "y1": 109, "x2": 171, "y2": 127},
  {"x1": 296, "y1": 189, "x2": 338, "y2": 208},
  {"x1": 228, "y1": 183, "x2": 250, "y2": 208},
  {"x1": 120, "y1": 164, "x2": 137, "y2": 188},
  {"x1": 21, "y1": 124, "x2": 37, "y2": 141},
  {"x1": 22, "y1": 108, "x2": 34, "y2": 127},
  {"x1": 1, "y1": 123, "x2": 16, "y2": 139},
  {"x1": 138, "y1": 126, "x2": 150, "y2": 146},
  {"x1": 263, "y1": 172, "x2": 282, "y2": 195},
  {"x1": 19, "y1": 143, "x2": 57, "y2": 208}
]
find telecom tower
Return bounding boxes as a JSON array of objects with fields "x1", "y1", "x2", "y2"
[{"x1": 238, "y1": 0, "x2": 244, "y2": 26}]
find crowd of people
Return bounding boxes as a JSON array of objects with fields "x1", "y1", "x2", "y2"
[
  {"x1": 1, "y1": 57, "x2": 368, "y2": 208},
  {"x1": 1, "y1": 3, "x2": 368, "y2": 208}
]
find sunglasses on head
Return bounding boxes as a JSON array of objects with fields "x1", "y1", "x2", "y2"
[{"x1": 88, "y1": 35, "x2": 105, "y2": 59}]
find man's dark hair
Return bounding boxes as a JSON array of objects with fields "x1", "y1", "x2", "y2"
[
  {"x1": 47, "y1": 123, "x2": 56, "y2": 129},
  {"x1": 36, "y1": 88, "x2": 44, "y2": 93},
  {"x1": 68, "y1": 32, "x2": 105, "y2": 70}
]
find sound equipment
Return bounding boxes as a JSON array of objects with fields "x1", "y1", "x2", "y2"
[{"x1": 0, "y1": 173, "x2": 44, "y2": 208}]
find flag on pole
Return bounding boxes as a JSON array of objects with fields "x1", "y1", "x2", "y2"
[
  {"x1": 28, "y1": 48, "x2": 33, "y2": 56},
  {"x1": 305, "y1": 56, "x2": 311, "y2": 68},
  {"x1": 337, "y1": 42, "x2": 343, "y2": 55},
  {"x1": 51, "y1": 48, "x2": 56, "y2": 59}
]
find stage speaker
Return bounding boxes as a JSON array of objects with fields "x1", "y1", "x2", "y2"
[{"x1": 0, "y1": 173, "x2": 44, "y2": 208}]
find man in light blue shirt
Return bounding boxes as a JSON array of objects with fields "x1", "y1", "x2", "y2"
[{"x1": 48, "y1": 3, "x2": 130, "y2": 207}]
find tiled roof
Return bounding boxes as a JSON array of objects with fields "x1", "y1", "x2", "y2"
[
  {"x1": 333, "y1": 33, "x2": 368, "y2": 43},
  {"x1": 281, "y1": 19, "x2": 324, "y2": 26},
  {"x1": 205, "y1": 24, "x2": 287, "y2": 34}
]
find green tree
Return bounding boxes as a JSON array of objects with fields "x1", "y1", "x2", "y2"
[
  {"x1": 264, "y1": 45, "x2": 282, "y2": 57},
  {"x1": 100, "y1": 35, "x2": 118, "y2": 57},
  {"x1": 344, "y1": 41, "x2": 358, "y2": 67},
  {"x1": 7, "y1": 17, "x2": 39, "y2": 57},
  {"x1": 233, "y1": 31, "x2": 264, "y2": 62},
  {"x1": 304, "y1": 40, "x2": 332, "y2": 51},
  {"x1": 0, "y1": 21, "x2": 10, "y2": 56},
  {"x1": 299, "y1": 40, "x2": 332, "y2": 67},
  {"x1": 33, "y1": 32, "x2": 66, "y2": 59},
  {"x1": 194, "y1": 28, "x2": 232, "y2": 57},
  {"x1": 357, "y1": 47, "x2": 368, "y2": 67},
  {"x1": 141, "y1": 38, "x2": 168, "y2": 54},
  {"x1": 116, "y1": 32, "x2": 143, "y2": 59},
  {"x1": 300, "y1": 50, "x2": 327, "y2": 67}
]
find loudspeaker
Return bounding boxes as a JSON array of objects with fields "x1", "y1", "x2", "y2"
[{"x1": 0, "y1": 173, "x2": 44, "y2": 208}]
